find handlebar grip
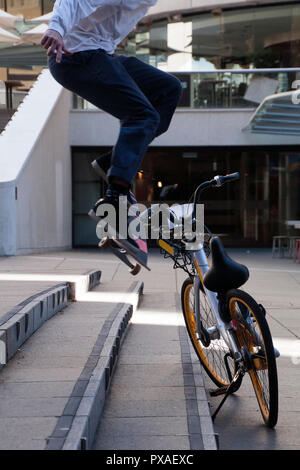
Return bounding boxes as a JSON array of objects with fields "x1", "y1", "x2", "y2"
[
  {"x1": 214, "y1": 172, "x2": 240, "y2": 186},
  {"x1": 193, "y1": 172, "x2": 240, "y2": 208},
  {"x1": 225, "y1": 172, "x2": 240, "y2": 182}
]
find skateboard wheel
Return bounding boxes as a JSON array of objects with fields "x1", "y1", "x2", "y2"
[
  {"x1": 130, "y1": 264, "x2": 141, "y2": 276},
  {"x1": 99, "y1": 237, "x2": 110, "y2": 248}
]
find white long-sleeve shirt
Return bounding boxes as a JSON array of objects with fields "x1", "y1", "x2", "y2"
[{"x1": 49, "y1": 0, "x2": 158, "y2": 54}]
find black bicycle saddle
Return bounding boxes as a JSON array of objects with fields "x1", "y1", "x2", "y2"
[{"x1": 203, "y1": 237, "x2": 249, "y2": 292}]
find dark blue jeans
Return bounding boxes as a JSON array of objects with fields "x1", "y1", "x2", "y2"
[{"x1": 48, "y1": 49, "x2": 183, "y2": 184}]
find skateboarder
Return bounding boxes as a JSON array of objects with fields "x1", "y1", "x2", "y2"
[{"x1": 41, "y1": 0, "x2": 183, "y2": 247}]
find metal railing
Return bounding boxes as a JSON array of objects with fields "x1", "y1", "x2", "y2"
[{"x1": 72, "y1": 68, "x2": 300, "y2": 110}]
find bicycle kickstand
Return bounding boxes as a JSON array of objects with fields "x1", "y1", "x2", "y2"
[{"x1": 211, "y1": 368, "x2": 244, "y2": 422}]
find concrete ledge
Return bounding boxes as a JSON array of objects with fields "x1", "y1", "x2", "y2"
[
  {"x1": 46, "y1": 281, "x2": 144, "y2": 451},
  {"x1": 68, "y1": 269, "x2": 102, "y2": 301},
  {"x1": 0, "y1": 269, "x2": 102, "y2": 302},
  {"x1": 0, "y1": 283, "x2": 69, "y2": 367},
  {"x1": 189, "y1": 352, "x2": 218, "y2": 450},
  {"x1": 0, "y1": 269, "x2": 101, "y2": 369}
]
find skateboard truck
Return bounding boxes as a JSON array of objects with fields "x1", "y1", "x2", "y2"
[{"x1": 99, "y1": 237, "x2": 141, "y2": 276}]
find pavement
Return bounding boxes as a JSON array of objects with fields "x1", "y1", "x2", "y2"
[
  {"x1": 205, "y1": 248, "x2": 300, "y2": 450},
  {"x1": 0, "y1": 248, "x2": 299, "y2": 450},
  {"x1": 93, "y1": 263, "x2": 215, "y2": 450}
]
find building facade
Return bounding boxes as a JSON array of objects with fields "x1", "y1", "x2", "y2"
[
  {"x1": 71, "y1": 0, "x2": 300, "y2": 247},
  {"x1": 0, "y1": 0, "x2": 299, "y2": 253},
  {"x1": 0, "y1": 0, "x2": 53, "y2": 18}
]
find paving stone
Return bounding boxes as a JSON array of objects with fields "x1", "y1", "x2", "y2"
[
  {"x1": 0, "y1": 367, "x2": 84, "y2": 383},
  {"x1": 0, "y1": 417, "x2": 57, "y2": 450},
  {"x1": 110, "y1": 364, "x2": 185, "y2": 387},
  {"x1": 96, "y1": 434, "x2": 191, "y2": 450},
  {"x1": 0, "y1": 397, "x2": 68, "y2": 418},
  {"x1": 106, "y1": 385, "x2": 187, "y2": 402},
  {"x1": 103, "y1": 398, "x2": 192, "y2": 418},
  {"x1": 0, "y1": 381, "x2": 74, "y2": 398},
  {"x1": 95, "y1": 416, "x2": 189, "y2": 436},
  {"x1": 118, "y1": 354, "x2": 182, "y2": 365}
]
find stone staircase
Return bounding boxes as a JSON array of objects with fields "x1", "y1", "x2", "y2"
[{"x1": 244, "y1": 91, "x2": 300, "y2": 136}]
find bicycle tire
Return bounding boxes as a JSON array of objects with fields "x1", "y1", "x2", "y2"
[
  {"x1": 227, "y1": 289, "x2": 278, "y2": 428},
  {"x1": 181, "y1": 278, "x2": 238, "y2": 389}
]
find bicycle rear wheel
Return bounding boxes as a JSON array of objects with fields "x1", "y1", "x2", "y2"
[
  {"x1": 227, "y1": 289, "x2": 278, "y2": 428},
  {"x1": 181, "y1": 278, "x2": 237, "y2": 389}
]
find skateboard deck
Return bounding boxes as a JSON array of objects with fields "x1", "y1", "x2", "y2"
[
  {"x1": 89, "y1": 159, "x2": 150, "y2": 273},
  {"x1": 99, "y1": 190, "x2": 150, "y2": 272},
  {"x1": 98, "y1": 237, "x2": 142, "y2": 275}
]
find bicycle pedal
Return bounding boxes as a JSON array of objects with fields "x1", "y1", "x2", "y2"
[{"x1": 209, "y1": 386, "x2": 228, "y2": 397}]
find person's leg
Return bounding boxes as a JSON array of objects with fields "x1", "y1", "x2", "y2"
[
  {"x1": 117, "y1": 55, "x2": 183, "y2": 138},
  {"x1": 91, "y1": 56, "x2": 183, "y2": 180},
  {"x1": 48, "y1": 49, "x2": 160, "y2": 186}
]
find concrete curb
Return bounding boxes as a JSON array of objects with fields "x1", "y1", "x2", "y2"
[
  {"x1": 188, "y1": 341, "x2": 219, "y2": 450},
  {"x1": 0, "y1": 283, "x2": 69, "y2": 368},
  {"x1": 175, "y1": 293, "x2": 218, "y2": 451},
  {"x1": 178, "y1": 324, "x2": 218, "y2": 451},
  {"x1": 68, "y1": 269, "x2": 102, "y2": 301},
  {"x1": 46, "y1": 281, "x2": 144, "y2": 451},
  {"x1": 0, "y1": 269, "x2": 101, "y2": 369}
]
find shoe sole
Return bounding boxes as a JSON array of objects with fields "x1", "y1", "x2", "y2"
[
  {"x1": 88, "y1": 209, "x2": 100, "y2": 223},
  {"x1": 88, "y1": 210, "x2": 150, "y2": 270},
  {"x1": 91, "y1": 159, "x2": 108, "y2": 183}
]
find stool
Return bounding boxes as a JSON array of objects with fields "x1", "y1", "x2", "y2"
[
  {"x1": 288, "y1": 236, "x2": 300, "y2": 258},
  {"x1": 293, "y1": 239, "x2": 300, "y2": 263},
  {"x1": 272, "y1": 236, "x2": 290, "y2": 258}
]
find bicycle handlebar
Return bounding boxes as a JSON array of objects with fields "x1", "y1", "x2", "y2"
[
  {"x1": 192, "y1": 172, "x2": 240, "y2": 219},
  {"x1": 142, "y1": 173, "x2": 240, "y2": 234},
  {"x1": 213, "y1": 172, "x2": 240, "y2": 187}
]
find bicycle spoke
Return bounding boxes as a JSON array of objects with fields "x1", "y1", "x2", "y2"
[
  {"x1": 186, "y1": 283, "x2": 233, "y2": 386},
  {"x1": 228, "y1": 293, "x2": 278, "y2": 427}
]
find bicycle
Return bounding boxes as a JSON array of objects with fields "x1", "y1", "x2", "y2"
[{"x1": 155, "y1": 173, "x2": 279, "y2": 427}]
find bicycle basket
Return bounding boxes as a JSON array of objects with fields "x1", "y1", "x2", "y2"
[{"x1": 157, "y1": 225, "x2": 212, "y2": 277}]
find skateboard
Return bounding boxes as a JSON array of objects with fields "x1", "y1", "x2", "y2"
[
  {"x1": 89, "y1": 158, "x2": 150, "y2": 275},
  {"x1": 98, "y1": 235, "x2": 149, "y2": 275}
]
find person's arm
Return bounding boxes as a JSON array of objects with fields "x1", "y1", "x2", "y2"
[
  {"x1": 49, "y1": 0, "x2": 125, "y2": 36},
  {"x1": 41, "y1": 0, "x2": 78, "y2": 63},
  {"x1": 48, "y1": 0, "x2": 157, "y2": 36},
  {"x1": 48, "y1": 0, "x2": 79, "y2": 38},
  {"x1": 41, "y1": 0, "x2": 122, "y2": 62},
  {"x1": 41, "y1": 0, "x2": 158, "y2": 62}
]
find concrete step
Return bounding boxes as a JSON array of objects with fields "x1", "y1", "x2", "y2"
[
  {"x1": 0, "y1": 272, "x2": 143, "y2": 450},
  {"x1": 0, "y1": 270, "x2": 101, "y2": 369},
  {"x1": 92, "y1": 290, "x2": 218, "y2": 451}
]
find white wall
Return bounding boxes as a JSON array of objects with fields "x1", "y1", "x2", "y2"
[
  {"x1": 16, "y1": 91, "x2": 72, "y2": 254},
  {"x1": 0, "y1": 70, "x2": 72, "y2": 255},
  {"x1": 0, "y1": 182, "x2": 16, "y2": 255},
  {"x1": 70, "y1": 108, "x2": 300, "y2": 148}
]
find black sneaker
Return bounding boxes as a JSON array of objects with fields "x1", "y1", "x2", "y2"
[
  {"x1": 89, "y1": 184, "x2": 146, "y2": 252},
  {"x1": 88, "y1": 183, "x2": 128, "y2": 224},
  {"x1": 91, "y1": 150, "x2": 112, "y2": 183}
]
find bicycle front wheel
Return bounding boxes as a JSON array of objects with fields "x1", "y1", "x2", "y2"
[
  {"x1": 227, "y1": 289, "x2": 278, "y2": 427},
  {"x1": 181, "y1": 278, "x2": 236, "y2": 389}
]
